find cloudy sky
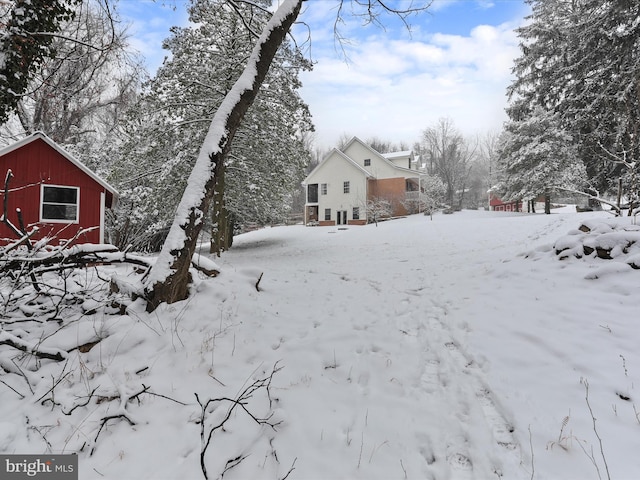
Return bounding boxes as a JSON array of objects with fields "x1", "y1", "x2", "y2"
[{"x1": 119, "y1": 0, "x2": 530, "y2": 149}]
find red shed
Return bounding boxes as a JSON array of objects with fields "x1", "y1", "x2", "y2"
[
  {"x1": 489, "y1": 193, "x2": 522, "y2": 212},
  {"x1": 0, "y1": 132, "x2": 118, "y2": 245}
]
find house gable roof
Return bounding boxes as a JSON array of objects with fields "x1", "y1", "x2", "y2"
[
  {"x1": 341, "y1": 136, "x2": 418, "y2": 177},
  {"x1": 303, "y1": 147, "x2": 372, "y2": 185},
  {"x1": 303, "y1": 137, "x2": 422, "y2": 186},
  {"x1": 0, "y1": 131, "x2": 119, "y2": 198}
]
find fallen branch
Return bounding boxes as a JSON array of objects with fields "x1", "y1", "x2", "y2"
[
  {"x1": 195, "y1": 362, "x2": 283, "y2": 480},
  {"x1": 0, "y1": 330, "x2": 67, "y2": 362},
  {"x1": 91, "y1": 414, "x2": 136, "y2": 455},
  {"x1": 62, "y1": 387, "x2": 100, "y2": 415}
]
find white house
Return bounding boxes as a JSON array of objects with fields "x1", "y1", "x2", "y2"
[{"x1": 302, "y1": 137, "x2": 424, "y2": 226}]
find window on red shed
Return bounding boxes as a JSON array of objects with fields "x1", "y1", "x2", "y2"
[{"x1": 41, "y1": 185, "x2": 79, "y2": 222}]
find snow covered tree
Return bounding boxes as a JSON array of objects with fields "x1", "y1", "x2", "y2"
[
  {"x1": 496, "y1": 107, "x2": 586, "y2": 214},
  {"x1": 366, "y1": 197, "x2": 393, "y2": 225},
  {"x1": 401, "y1": 174, "x2": 445, "y2": 220},
  {"x1": 507, "y1": 0, "x2": 640, "y2": 206},
  {"x1": 109, "y1": 0, "x2": 313, "y2": 254},
  {"x1": 143, "y1": 0, "x2": 432, "y2": 311},
  {"x1": 0, "y1": 0, "x2": 80, "y2": 123}
]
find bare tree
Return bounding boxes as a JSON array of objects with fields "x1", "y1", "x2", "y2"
[
  {"x1": 421, "y1": 118, "x2": 477, "y2": 208},
  {"x1": 0, "y1": 0, "x2": 81, "y2": 124},
  {"x1": 143, "y1": 0, "x2": 433, "y2": 311},
  {"x1": 1, "y1": 0, "x2": 144, "y2": 152}
]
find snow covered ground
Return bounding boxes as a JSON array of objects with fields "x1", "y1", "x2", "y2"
[{"x1": 1, "y1": 207, "x2": 639, "y2": 479}]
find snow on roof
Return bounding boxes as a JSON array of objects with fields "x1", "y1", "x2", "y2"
[{"x1": 382, "y1": 150, "x2": 412, "y2": 159}]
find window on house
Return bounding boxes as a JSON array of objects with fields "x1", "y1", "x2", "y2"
[
  {"x1": 364, "y1": 159, "x2": 371, "y2": 166},
  {"x1": 307, "y1": 184, "x2": 318, "y2": 203},
  {"x1": 353, "y1": 207, "x2": 360, "y2": 220},
  {"x1": 343, "y1": 181, "x2": 350, "y2": 194},
  {"x1": 41, "y1": 185, "x2": 79, "y2": 222},
  {"x1": 321, "y1": 183, "x2": 327, "y2": 195},
  {"x1": 324, "y1": 208, "x2": 331, "y2": 221}
]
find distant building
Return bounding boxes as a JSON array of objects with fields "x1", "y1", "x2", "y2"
[
  {"x1": 302, "y1": 137, "x2": 423, "y2": 226},
  {"x1": 488, "y1": 193, "x2": 523, "y2": 212}
]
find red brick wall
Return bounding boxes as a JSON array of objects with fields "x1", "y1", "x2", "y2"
[{"x1": 367, "y1": 178, "x2": 408, "y2": 216}]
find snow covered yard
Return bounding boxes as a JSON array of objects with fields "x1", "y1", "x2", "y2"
[{"x1": 1, "y1": 208, "x2": 639, "y2": 479}]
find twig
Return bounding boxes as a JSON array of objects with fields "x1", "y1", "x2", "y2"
[
  {"x1": 369, "y1": 440, "x2": 389, "y2": 464},
  {"x1": 196, "y1": 362, "x2": 283, "y2": 479},
  {"x1": 528, "y1": 425, "x2": 535, "y2": 480},
  {"x1": 583, "y1": 379, "x2": 611, "y2": 480},
  {"x1": 255, "y1": 272, "x2": 264, "y2": 292},
  {"x1": 220, "y1": 454, "x2": 250, "y2": 479},
  {"x1": 62, "y1": 387, "x2": 99, "y2": 415},
  {"x1": 0, "y1": 378, "x2": 25, "y2": 398},
  {"x1": 280, "y1": 457, "x2": 297, "y2": 480},
  {"x1": 142, "y1": 385, "x2": 188, "y2": 405},
  {"x1": 36, "y1": 370, "x2": 72, "y2": 404},
  {"x1": 11, "y1": 358, "x2": 34, "y2": 394},
  {"x1": 91, "y1": 414, "x2": 136, "y2": 455}
]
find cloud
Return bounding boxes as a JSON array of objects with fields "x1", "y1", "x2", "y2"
[
  {"x1": 299, "y1": 16, "x2": 522, "y2": 149},
  {"x1": 118, "y1": 0, "x2": 190, "y2": 75}
]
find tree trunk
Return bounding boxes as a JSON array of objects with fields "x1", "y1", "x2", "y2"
[
  {"x1": 144, "y1": 0, "x2": 303, "y2": 312},
  {"x1": 209, "y1": 162, "x2": 227, "y2": 256},
  {"x1": 544, "y1": 194, "x2": 551, "y2": 214}
]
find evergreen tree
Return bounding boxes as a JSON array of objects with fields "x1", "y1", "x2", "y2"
[
  {"x1": 507, "y1": 0, "x2": 640, "y2": 205},
  {"x1": 496, "y1": 107, "x2": 585, "y2": 213}
]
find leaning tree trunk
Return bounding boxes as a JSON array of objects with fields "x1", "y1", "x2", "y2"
[{"x1": 144, "y1": 0, "x2": 303, "y2": 312}]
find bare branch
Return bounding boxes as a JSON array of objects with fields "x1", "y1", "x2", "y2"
[{"x1": 0, "y1": 331, "x2": 67, "y2": 362}]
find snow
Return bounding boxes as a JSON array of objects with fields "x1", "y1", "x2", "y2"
[{"x1": 2, "y1": 207, "x2": 640, "y2": 479}]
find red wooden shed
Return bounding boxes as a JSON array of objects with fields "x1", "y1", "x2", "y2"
[
  {"x1": 489, "y1": 193, "x2": 522, "y2": 212},
  {"x1": 0, "y1": 132, "x2": 118, "y2": 245}
]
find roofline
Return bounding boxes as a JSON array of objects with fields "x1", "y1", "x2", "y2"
[
  {"x1": 341, "y1": 136, "x2": 416, "y2": 173},
  {"x1": 0, "y1": 131, "x2": 119, "y2": 199},
  {"x1": 302, "y1": 147, "x2": 373, "y2": 185}
]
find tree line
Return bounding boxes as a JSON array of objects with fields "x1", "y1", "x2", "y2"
[{"x1": 496, "y1": 0, "x2": 640, "y2": 214}]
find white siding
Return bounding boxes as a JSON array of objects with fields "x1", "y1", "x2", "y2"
[
  {"x1": 342, "y1": 140, "x2": 404, "y2": 179},
  {"x1": 305, "y1": 151, "x2": 368, "y2": 223}
]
